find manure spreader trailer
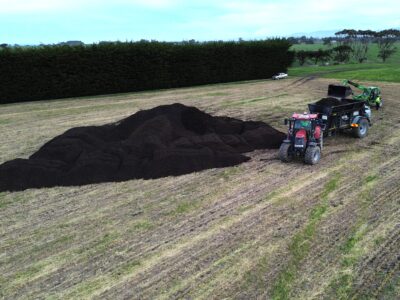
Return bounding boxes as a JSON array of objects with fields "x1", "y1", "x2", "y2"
[{"x1": 279, "y1": 84, "x2": 372, "y2": 165}]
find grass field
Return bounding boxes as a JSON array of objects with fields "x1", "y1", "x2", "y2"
[
  {"x1": 289, "y1": 42, "x2": 400, "y2": 82},
  {"x1": 1, "y1": 78, "x2": 400, "y2": 299},
  {"x1": 291, "y1": 42, "x2": 400, "y2": 64}
]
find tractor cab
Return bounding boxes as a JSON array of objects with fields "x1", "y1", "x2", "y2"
[
  {"x1": 280, "y1": 113, "x2": 324, "y2": 165},
  {"x1": 293, "y1": 119, "x2": 311, "y2": 130},
  {"x1": 368, "y1": 87, "x2": 380, "y2": 100},
  {"x1": 286, "y1": 113, "x2": 321, "y2": 140}
]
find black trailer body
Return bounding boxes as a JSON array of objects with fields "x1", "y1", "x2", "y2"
[{"x1": 308, "y1": 99, "x2": 371, "y2": 137}]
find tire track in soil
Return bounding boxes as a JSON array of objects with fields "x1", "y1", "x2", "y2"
[
  {"x1": 4, "y1": 158, "x2": 315, "y2": 298},
  {"x1": 96, "y1": 173, "x2": 331, "y2": 300},
  {"x1": 94, "y1": 153, "x2": 362, "y2": 299},
  {"x1": 288, "y1": 138, "x2": 400, "y2": 299},
  {"x1": 290, "y1": 178, "x2": 385, "y2": 297},
  {"x1": 350, "y1": 171, "x2": 400, "y2": 298},
  {"x1": 351, "y1": 224, "x2": 400, "y2": 299}
]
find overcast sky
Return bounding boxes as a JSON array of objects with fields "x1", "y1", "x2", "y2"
[{"x1": 1, "y1": 0, "x2": 399, "y2": 44}]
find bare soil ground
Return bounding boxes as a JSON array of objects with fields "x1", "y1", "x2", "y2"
[{"x1": 0, "y1": 78, "x2": 399, "y2": 299}]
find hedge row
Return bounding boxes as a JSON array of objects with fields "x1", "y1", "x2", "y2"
[{"x1": 0, "y1": 39, "x2": 294, "y2": 104}]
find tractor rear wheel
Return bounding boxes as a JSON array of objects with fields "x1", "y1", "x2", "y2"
[
  {"x1": 304, "y1": 146, "x2": 321, "y2": 165},
  {"x1": 279, "y1": 143, "x2": 292, "y2": 162},
  {"x1": 353, "y1": 119, "x2": 369, "y2": 138}
]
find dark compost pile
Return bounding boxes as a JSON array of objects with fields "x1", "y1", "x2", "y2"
[
  {"x1": 0, "y1": 103, "x2": 285, "y2": 191},
  {"x1": 315, "y1": 97, "x2": 350, "y2": 106}
]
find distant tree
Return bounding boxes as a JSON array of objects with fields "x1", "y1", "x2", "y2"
[
  {"x1": 335, "y1": 29, "x2": 375, "y2": 63},
  {"x1": 299, "y1": 35, "x2": 307, "y2": 43},
  {"x1": 305, "y1": 37, "x2": 315, "y2": 44},
  {"x1": 296, "y1": 50, "x2": 308, "y2": 66},
  {"x1": 320, "y1": 48, "x2": 331, "y2": 63},
  {"x1": 332, "y1": 45, "x2": 353, "y2": 63},
  {"x1": 308, "y1": 49, "x2": 331, "y2": 65},
  {"x1": 298, "y1": 36, "x2": 315, "y2": 44},
  {"x1": 182, "y1": 39, "x2": 197, "y2": 44},
  {"x1": 0, "y1": 43, "x2": 8, "y2": 49},
  {"x1": 335, "y1": 29, "x2": 354, "y2": 45},
  {"x1": 375, "y1": 29, "x2": 400, "y2": 62},
  {"x1": 287, "y1": 37, "x2": 299, "y2": 44},
  {"x1": 322, "y1": 37, "x2": 333, "y2": 46},
  {"x1": 357, "y1": 30, "x2": 376, "y2": 61}
]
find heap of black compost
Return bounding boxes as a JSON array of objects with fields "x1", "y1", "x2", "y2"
[
  {"x1": 315, "y1": 97, "x2": 351, "y2": 106},
  {"x1": 0, "y1": 103, "x2": 285, "y2": 191}
]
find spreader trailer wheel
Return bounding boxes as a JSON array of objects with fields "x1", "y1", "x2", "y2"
[{"x1": 352, "y1": 118, "x2": 369, "y2": 138}]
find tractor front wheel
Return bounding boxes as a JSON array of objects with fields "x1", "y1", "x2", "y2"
[
  {"x1": 304, "y1": 146, "x2": 321, "y2": 165},
  {"x1": 279, "y1": 143, "x2": 292, "y2": 162}
]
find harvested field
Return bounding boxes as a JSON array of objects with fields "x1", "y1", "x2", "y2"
[{"x1": 0, "y1": 77, "x2": 399, "y2": 299}]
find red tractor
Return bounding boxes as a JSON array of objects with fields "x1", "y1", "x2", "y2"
[{"x1": 279, "y1": 113, "x2": 324, "y2": 165}]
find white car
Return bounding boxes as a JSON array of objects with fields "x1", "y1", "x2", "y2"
[{"x1": 272, "y1": 72, "x2": 288, "y2": 80}]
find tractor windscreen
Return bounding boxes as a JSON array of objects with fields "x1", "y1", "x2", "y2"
[{"x1": 294, "y1": 120, "x2": 311, "y2": 130}]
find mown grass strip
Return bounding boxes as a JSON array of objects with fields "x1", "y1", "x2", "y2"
[
  {"x1": 218, "y1": 166, "x2": 242, "y2": 181},
  {"x1": 2, "y1": 235, "x2": 74, "y2": 296},
  {"x1": 271, "y1": 173, "x2": 341, "y2": 300},
  {"x1": 240, "y1": 254, "x2": 270, "y2": 292},
  {"x1": 159, "y1": 242, "x2": 255, "y2": 299},
  {"x1": 327, "y1": 172, "x2": 380, "y2": 299},
  {"x1": 379, "y1": 272, "x2": 400, "y2": 299},
  {"x1": 221, "y1": 94, "x2": 288, "y2": 108},
  {"x1": 0, "y1": 193, "x2": 26, "y2": 209},
  {"x1": 64, "y1": 260, "x2": 141, "y2": 299},
  {"x1": 132, "y1": 219, "x2": 154, "y2": 231},
  {"x1": 328, "y1": 224, "x2": 369, "y2": 299},
  {"x1": 169, "y1": 201, "x2": 199, "y2": 216},
  {"x1": 0, "y1": 118, "x2": 11, "y2": 125}
]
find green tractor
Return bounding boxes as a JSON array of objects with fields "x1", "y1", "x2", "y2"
[{"x1": 342, "y1": 80, "x2": 382, "y2": 110}]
